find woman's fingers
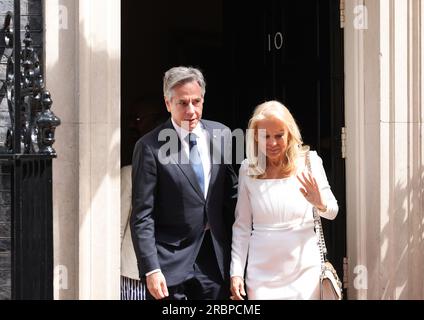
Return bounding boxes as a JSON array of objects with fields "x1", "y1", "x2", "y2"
[
  {"x1": 298, "y1": 172, "x2": 320, "y2": 192},
  {"x1": 296, "y1": 174, "x2": 308, "y2": 189},
  {"x1": 298, "y1": 172, "x2": 324, "y2": 209},
  {"x1": 230, "y1": 277, "x2": 246, "y2": 300},
  {"x1": 312, "y1": 176, "x2": 319, "y2": 188},
  {"x1": 231, "y1": 285, "x2": 243, "y2": 300},
  {"x1": 303, "y1": 172, "x2": 315, "y2": 186},
  {"x1": 240, "y1": 283, "x2": 246, "y2": 297}
]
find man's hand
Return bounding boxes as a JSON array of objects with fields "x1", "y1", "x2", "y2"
[
  {"x1": 230, "y1": 276, "x2": 246, "y2": 300},
  {"x1": 146, "y1": 271, "x2": 169, "y2": 300}
]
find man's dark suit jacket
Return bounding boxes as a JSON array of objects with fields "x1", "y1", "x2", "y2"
[{"x1": 130, "y1": 118, "x2": 238, "y2": 287}]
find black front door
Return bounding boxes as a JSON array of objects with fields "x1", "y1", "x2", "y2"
[{"x1": 222, "y1": 0, "x2": 346, "y2": 287}]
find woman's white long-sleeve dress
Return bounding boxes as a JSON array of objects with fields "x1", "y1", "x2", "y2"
[{"x1": 230, "y1": 151, "x2": 338, "y2": 300}]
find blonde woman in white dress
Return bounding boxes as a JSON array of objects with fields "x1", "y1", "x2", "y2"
[{"x1": 230, "y1": 101, "x2": 338, "y2": 300}]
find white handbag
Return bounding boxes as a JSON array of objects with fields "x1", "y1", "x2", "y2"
[{"x1": 306, "y1": 151, "x2": 343, "y2": 300}]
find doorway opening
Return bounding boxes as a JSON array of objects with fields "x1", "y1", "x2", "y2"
[
  {"x1": 122, "y1": 0, "x2": 346, "y2": 296},
  {"x1": 121, "y1": 0, "x2": 227, "y2": 166}
]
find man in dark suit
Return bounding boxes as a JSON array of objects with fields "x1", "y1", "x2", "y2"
[{"x1": 130, "y1": 66, "x2": 238, "y2": 300}]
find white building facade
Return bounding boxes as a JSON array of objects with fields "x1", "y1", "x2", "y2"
[
  {"x1": 344, "y1": 0, "x2": 424, "y2": 299},
  {"x1": 46, "y1": 0, "x2": 423, "y2": 299}
]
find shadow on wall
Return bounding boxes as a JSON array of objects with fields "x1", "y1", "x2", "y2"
[{"x1": 376, "y1": 164, "x2": 424, "y2": 299}]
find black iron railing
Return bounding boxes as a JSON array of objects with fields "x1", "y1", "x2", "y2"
[{"x1": 0, "y1": 0, "x2": 59, "y2": 300}]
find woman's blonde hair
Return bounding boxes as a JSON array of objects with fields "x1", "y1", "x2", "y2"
[{"x1": 246, "y1": 100, "x2": 307, "y2": 176}]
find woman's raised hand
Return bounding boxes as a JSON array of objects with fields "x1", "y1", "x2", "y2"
[{"x1": 297, "y1": 172, "x2": 327, "y2": 212}]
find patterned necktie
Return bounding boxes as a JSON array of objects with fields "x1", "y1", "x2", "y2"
[{"x1": 188, "y1": 133, "x2": 205, "y2": 195}]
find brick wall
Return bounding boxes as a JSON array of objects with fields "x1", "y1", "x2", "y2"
[{"x1": 0, "y1": 0, "x2": 42, "y2": 300}]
